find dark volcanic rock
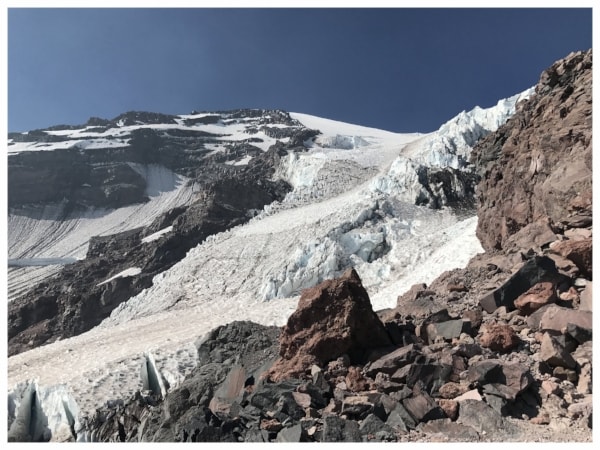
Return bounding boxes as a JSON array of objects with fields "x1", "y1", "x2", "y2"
[
  {"x1": 414, "y1": 166, "x2": 479, "y2": 209},
  {"x1": 422, "y1": 319, "x2": 470, "y2": 344},
  {"x1": 472, "y1": 50, "x2": 592, "y2": 252},
  {"x1": 402, "y1": 391, "x2": 445, "y2": 423},
  {"x1": 539, "y1": 333, "x2": 577, "y2": 369},
  {"x1": 267, "y1": 269, "x2": 392, "y2": 381},
  {"x1": 359, "y1": 413, "x2": 394, "y2": 437},
  {"x1": 417, "y1": 419, "x2": 480, "y2": 441},
  {"x1": 363, "y1": 344, "x2": 420, "y2": 377},
  {"x1": 468, "y1": 360, "x2": 532, "y2": 401},
  {"x1": 478, "y1": 256, "x2": 563, "y2": 313},
  {"x1": 321, "y1": 416, "x2": 361, "y2": 442},
  {"x1": 565, "y1": 323, "x2": 592, "y2": 344},
  {"x1": 386, "y1": 402, "x2": 417, "y2": 431},
  {"x1": 78, "y1": 321, "x2": 281, "y2": 442},
  {"x1": 276, "y1": 424, "x2": 304, "y2": 443},
  {"x1": 457, "y1": 399, "x2": 504, "y2": 435},
  {"x1": 8, "y1": 151, "x2": 148, "y2": 209}
]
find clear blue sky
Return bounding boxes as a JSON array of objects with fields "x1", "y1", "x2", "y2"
[{"x1": 7, "y1": 8, "x2": 592, "y2": 133}]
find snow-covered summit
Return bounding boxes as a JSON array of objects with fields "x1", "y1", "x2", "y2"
[{"x1": 7, "y1": 108, "x2": 307, "y2": 156}]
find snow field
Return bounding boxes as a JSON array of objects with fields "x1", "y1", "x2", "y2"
[{"x1": 7, "y1": 165, "x2": 195, "y2": 301}]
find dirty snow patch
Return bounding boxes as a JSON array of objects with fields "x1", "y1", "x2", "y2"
[
  {"x1": 97, "y1": 267, "x2": 142, "y2": 286},
  {"x1": 141, "y1": 226, "x2": 173, "y2": 243}
]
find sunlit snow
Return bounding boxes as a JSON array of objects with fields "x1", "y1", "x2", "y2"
[
  {"x1": 141, "y1": 226, "x2": 174, "y2": 243},
  {"x1": 96, "y1": 267, "x2": 142, "y2": 287}
]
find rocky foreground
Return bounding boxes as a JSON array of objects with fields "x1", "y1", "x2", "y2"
[
  {"x1": 74, "y1": 255, "x2": 591, "y2": 442},
  {"x1": 65, "y1": 50, "x2": 592, "y2": 443}
]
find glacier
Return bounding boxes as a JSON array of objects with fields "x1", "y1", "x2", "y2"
[
  {"x1": 7, "y1": 163, "x2": 195, "y2": 301},
  {"x1": 6, "y1": 88, "x2": 533, "y2": 441}
]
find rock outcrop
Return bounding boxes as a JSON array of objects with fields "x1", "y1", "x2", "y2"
[
  {"x1": 8, "y1": 152, "x2": 148, "y2": 209},
  {"x1": 472, "y1": 50, "x2": 592, "y2": 253}
]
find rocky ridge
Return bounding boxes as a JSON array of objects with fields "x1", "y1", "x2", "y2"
[{"x1": 472, "y1": 50, "x2": 592, "y2": 253}]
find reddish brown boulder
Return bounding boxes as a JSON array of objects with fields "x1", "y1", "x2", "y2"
[
  {"x1": 479, "y1": 323, "x2": 519, "y2": 352},
  {"x1": 437, "y1": 399, "x2": 459, "y2": 421},
  {"x1": 514, "y1": 282, "x2": 557, "y2": 315},
  {"x1": 550, "y1": 238, "x2": 592, "y2": 278},
  {"x1": 345, "y1": 366, "x2": 370, "y2": 392},
  {"x1": 267, "y1": 269, "x2": 391, "y2": 381}
]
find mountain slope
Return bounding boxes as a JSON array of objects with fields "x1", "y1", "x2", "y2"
[{"x1": 7, "y1": 87, "x2": 531, "y2": 431}]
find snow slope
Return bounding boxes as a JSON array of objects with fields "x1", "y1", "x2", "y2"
[
  {"x1": 7, "y1": 164, "x2": 195, "y2": 301},
  {"x1": 6, "y1": 90, "x2": 532, "y2": 438}
]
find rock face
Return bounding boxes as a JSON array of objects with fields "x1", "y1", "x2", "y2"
[
  {"x1": 267, "y1": 269, "x2": 392, "y2": 381},
  {"x1": 414, "y1": 166, "x2": 479, "y2": 209},
  {"x1": 8, "y1": 152, "x2": 149, "y2": 209},
  {"x1": 472, "y1": 50, "x2": 592, "y2": 253}
]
